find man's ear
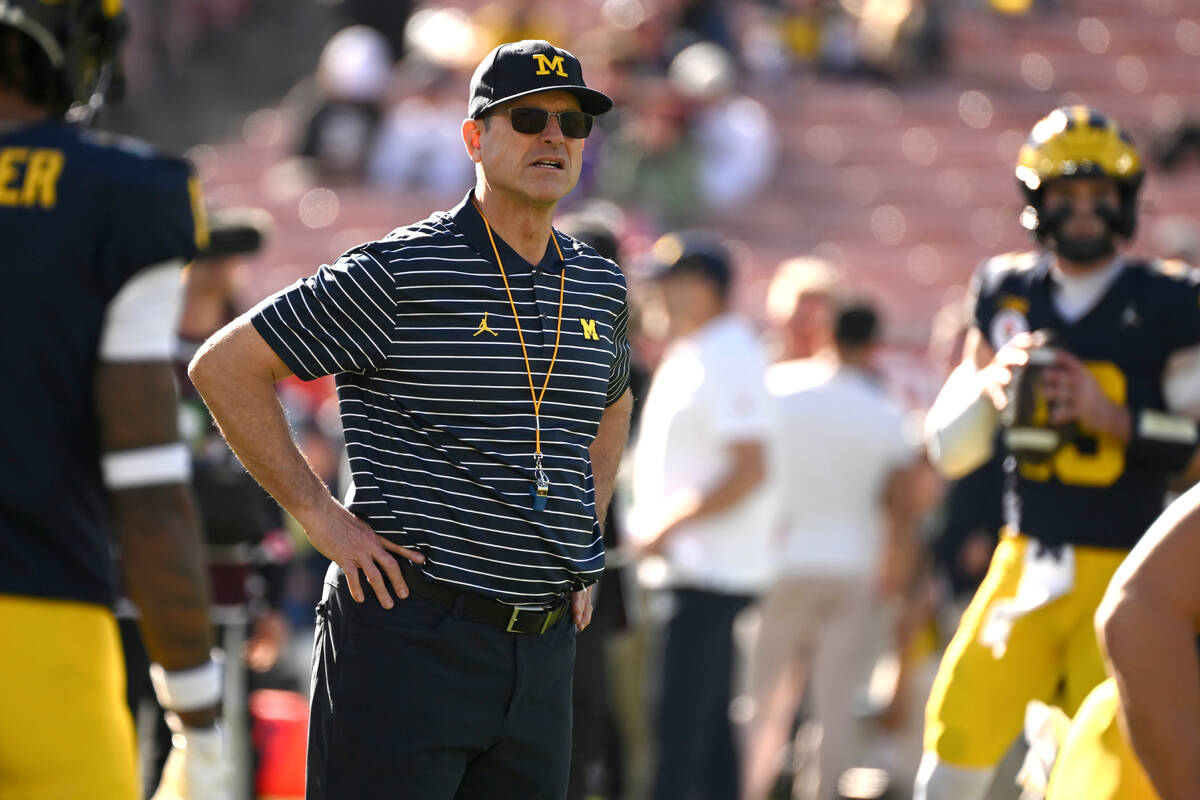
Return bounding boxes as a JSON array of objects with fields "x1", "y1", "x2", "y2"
[{"x1": 462, "y1": 118, "x2": 483, "y2": 164}]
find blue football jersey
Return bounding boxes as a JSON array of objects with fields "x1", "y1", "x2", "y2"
[
  {"x1": 0, "y1": 119, "x2": 203, "y2": 606},
  {"x1": 973, "y1": 251, "x2": 1200, "y2": 551}
]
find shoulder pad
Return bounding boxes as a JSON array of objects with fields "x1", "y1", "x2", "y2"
[
  {"x1": 984, "y1": 250, "x2": 1041, "y2": 275},
  {"x1": 976, "y1": 250, "x2": 1041, "y2": 295},
  {"x1": 1147, "y1": 256, "x2": 1197, "y2": 279}
]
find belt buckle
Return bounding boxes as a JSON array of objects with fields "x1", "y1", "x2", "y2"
[{"x1": 505, "y1": 606, "x2": 554, "y2": 634}]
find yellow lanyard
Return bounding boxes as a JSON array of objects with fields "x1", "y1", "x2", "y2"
[{"x1": 473, "y1": 201, "x2": 566, "y2": 506}]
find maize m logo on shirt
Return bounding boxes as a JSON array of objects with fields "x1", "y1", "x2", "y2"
[
  {"x1": 579, "y1": 318, "x2": 599, "y2": 341},
  {"x1": 533, "y1": 54, "x2": 568, "y2": 77}
]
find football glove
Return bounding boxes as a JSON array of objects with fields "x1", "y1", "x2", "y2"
[{"x1": 149, "y1": 716, "x2": 234, "y2": 800}]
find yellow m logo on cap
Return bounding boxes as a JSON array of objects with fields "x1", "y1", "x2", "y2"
[
  {"x1": 579, "y1": 318, "x2": 599, "y2": 341},
  {"x1": 533, "y1": 53, "x2": 568, "y2": 77}
]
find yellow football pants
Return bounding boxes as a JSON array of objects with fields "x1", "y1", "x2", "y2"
[
  {"x1": 924, "y1": 532, "x2": 1127, "y2": 767},
  {"x1": 0, "y1": 594, "x2": 139, "y2": 799},
  {"x1": 1047, "y1": 678, "x2": 1160, "y2": 800}
]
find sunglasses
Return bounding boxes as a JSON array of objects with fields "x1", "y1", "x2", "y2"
[{"x1": 490, "y1": 107, "x2": 595, "y2": 139}]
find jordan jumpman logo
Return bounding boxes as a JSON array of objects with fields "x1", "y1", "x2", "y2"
[{"x1": 474, "y1": 312, "x2": 498, "y2": 336}]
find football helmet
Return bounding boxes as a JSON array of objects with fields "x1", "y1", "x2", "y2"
[
  {"x1": 1015, "y1": 106, "x2": 1143, "y2": 255},
  {"x1": 0, "y1": 0, "x2": 126, "y2": 119}
]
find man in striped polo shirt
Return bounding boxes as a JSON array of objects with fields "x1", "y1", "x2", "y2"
[{"x1": 190, "y1": 40, "x2": 633, "y2": 800}]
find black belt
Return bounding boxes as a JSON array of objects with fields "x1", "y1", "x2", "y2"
[{"x1": 398, "y1": 560, "x2": 569, "y2": 635}]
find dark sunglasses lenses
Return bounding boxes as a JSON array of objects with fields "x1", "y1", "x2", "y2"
[{"x1": 508, "y1": 108, "x2": 594, "y2": 139}]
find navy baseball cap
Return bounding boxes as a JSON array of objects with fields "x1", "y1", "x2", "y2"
[
  {"x1": 468, "y1": 40, "x2": 613, "y2": 119},
  {"x1": 647, "y1": 230, "x2": 733, "y2": 297}
]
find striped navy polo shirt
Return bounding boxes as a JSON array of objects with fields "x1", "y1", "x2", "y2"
[{"x1": 251, "y1": 191, "x2": 631, "y2": 603}]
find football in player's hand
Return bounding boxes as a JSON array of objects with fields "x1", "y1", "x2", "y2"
[{"x1": 1001, "y1": 330, "x2": 1072, "y2": 464}]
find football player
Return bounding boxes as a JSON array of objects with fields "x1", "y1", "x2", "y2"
[
  {"x1": 919, "y1": 105, "x2": 1200, "y2": 800},
  {"x1": 1040, "y1": 482, "x2": 1200, "y2": 800},
  {"x1": 0, "y1": 1, "x2": 229, "y2": 797}
]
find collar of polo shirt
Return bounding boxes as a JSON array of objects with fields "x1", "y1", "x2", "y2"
[{"x1": 451, "y1": 190, "x2": 566, "y2": 273}]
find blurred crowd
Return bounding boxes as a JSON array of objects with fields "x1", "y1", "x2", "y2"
[{"x1": 108, "y1": 1, "x2": 1200, "y2": 800}]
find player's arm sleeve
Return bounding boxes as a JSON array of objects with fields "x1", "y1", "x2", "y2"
[
  {"x1": 249, "y1": 246, "x2": 398, "y2": 380},
  {"x1": 95, "y1": 155, "x2": 203, "y2": 487},
  {"x1": 925, "y1": 359, "x2": 998, "y2": 479},
  {"x1": 925, "y1": 263, "x2": 1002, "y2": 478},
  {"x1": 98, "y1": 260, "x2": 185, "y2": 362},
  {"x1": 606, "y1": 296, "x2": 632, "y2": 406},
  {"x1": 96, "y1": 261, "x2": 192, "y2": 488}
]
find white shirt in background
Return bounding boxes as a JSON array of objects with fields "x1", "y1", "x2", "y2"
[
  {"x1": 769, "y1": 361, "x2": 915, "y2": 578},
  {"x1": 631, "y1": 314, "x2": 778, "y2": 594}
]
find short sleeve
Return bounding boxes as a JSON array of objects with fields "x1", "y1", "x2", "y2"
[
  {"x1": 707, "y1": 343, "x2": 772, "y2": 441},
  {"x1": 250, "y1": 247, "x2": 397, "y2": 380},
  {"x1": 606, "y1": 300, "x2": 632, "y2": 405},
  {"x1": 98, "y1": 154, "x2": 203, "y2": 300}
]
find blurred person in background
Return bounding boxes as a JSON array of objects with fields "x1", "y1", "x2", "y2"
[
  {"x1": 596, "y1": 76, "x2": 702, "y2": 230},
  {"x1": 296, "y1": 24, "x2": 392, "y2": 182},
  {"x1": 629, "y1": 231, "x2": 776, "y2": 800},
  {"x1": 336, "y1": 0, "x2": 413, "y2": 61},
  {"x1": 190, "y1": 40, "x2": 632, "y2": 799},
  {"x1": 853, "y1": 0, "x2": 946, "y2": 80},
  {"x1": 472, "y1": 1, "x2": 567, "y2": 51},
  {"x1": 1037, "y1": 483, "x2": 1200, "y2": 800},
  {"x1": 922, "y1": 300, "x2": 1004, "y2": 614},
  {"x1": 741, "y1": 301, "x2": 921, "y2": 800},
  {"x1": 121, "y1": 206, "x2": 294, "y2": 796},
  {"x1": 667, "y1": 41, "x2": 778, "y2": 215},
  {"x1": 919, "y1": 106, "x2": 1200, "y2": 800},
  {"x1": 764, "y1": 254, "x2": 840, "y2": 364},
  {"x1": 0, "y1": 1, "x2": 230, "y2": 798},
  {"x1": 368, "y1": 57, "x2": 475, "y2": 199},
  {"x1": 671, "y1": 0, "x2": 737, "y2": 54},
  {"x1": 557, "y1": 211, "x2": 651, "y2": 800}
]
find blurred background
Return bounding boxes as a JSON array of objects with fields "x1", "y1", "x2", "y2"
[{"x1": 98, "y1": 1, "x2": 1200, "y2": 798}]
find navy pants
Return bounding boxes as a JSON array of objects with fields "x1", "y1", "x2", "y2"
[
  {"x1": 652, "y1": 588, "x2": 754, "y2": 800},
  {"x1": 306, "y1": 568, "x2": 577, "y2": 799}
]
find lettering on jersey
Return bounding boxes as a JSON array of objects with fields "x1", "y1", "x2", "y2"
[
  {"x1": 579, "y1": 318, "x2": 599, "y2": 341},
  {"x1": 533, "y1": 53, "x2": 569, "y2": 77},
  {"x1": 1020, "y1": 361, "x2": 1127, "y2": 487},
  {"x1": 188, "y1": 176, "x2": 210, "y2": 251},
  {"x1": 0, "y1": 148, "x2": 64, "y2": 209}
]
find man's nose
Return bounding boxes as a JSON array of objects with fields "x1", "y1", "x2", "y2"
[{"x1": 541, "y1": 113, "x2": 565, "y2": 143}]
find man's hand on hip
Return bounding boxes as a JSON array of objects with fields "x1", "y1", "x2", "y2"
[
  {"x1": 302, "y1": 500, "x2": 425, "y2": 608},
  {"x1": 571, "y1": 585, "x2": 594, "y2": 631}
]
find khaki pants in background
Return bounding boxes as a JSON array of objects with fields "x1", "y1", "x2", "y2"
[{"x1": 738, "y1": 574, "x2": 875, "y2": 800}]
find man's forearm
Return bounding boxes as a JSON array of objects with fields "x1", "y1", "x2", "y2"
[
  {"x1": 668, "y1": 440, "x2": 767, "y2": 529},
  {"x1": 589, "y1": 389, "x2": 632, "y2": 530},
  {"x1": 881, "y1": 463, "x2": 921, "y2": 594},
  {"x1": 1102, "y1": 596, "x2": 1200, "y2": 799},
  {"x1": 189, "y1": 339, "x2": 333, "y2": 526}
]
